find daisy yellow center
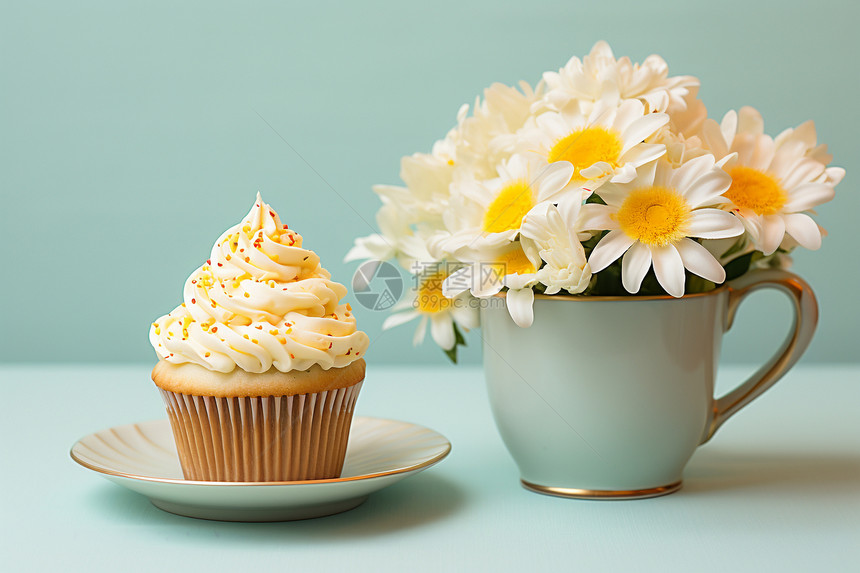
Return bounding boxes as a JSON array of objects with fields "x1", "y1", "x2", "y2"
[
  {"x1": 724, "y1": 166, "x2": 787, "y2": 216},
  {"x1": 616, "y1": 186, "x2": 691, "y2": 246},
  {"x1": 547, "y1": 126, "x2": 623, "y2": 181},
  {"x1": 417, "y1": 271, "x2": 450, "y2": 314},
  {"x1": 497, "y1": 246, "x2": 536, "y2": 276},
  {"x1": 482, "y1": 180, "x2": 534, "y2": 234}
]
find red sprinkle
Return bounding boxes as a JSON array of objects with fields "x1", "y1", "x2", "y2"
[
  {"x1": 207, "y1": 259, "x2": 211, "y2": 265},
  {"x1": 191, "y1": 298, "x2": 196, "y2": 304},
  {"x1": 217, "y1": 263, "x2": 223, "y2": 267},
  {"x1": 210, "y1": 327, "x2": 218, "y2": 333}
]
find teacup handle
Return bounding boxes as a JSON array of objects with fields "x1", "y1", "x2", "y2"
[{"x1": 701, "y1": 269, "x2": 818, "y2": 444}]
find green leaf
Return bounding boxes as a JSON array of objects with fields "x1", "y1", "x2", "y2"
[
  {"x1": 443, "y1": 322, "x2": 467, "y2": 364},
  {"x1": 723, "y1": 251, "x2": 755, "y2": 282}
]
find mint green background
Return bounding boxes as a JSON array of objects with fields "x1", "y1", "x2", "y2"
[{"x1": 2, "y1": 0, "x2": 857, "y2": 365}]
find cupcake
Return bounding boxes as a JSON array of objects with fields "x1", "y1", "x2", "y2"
[{"x1": 149, "y1": 193, "x2": 369, "y2": 482}]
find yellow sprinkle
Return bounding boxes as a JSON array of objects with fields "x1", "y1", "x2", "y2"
[
  {"x1": 276, "y1": 336, "x2": 287, "y2": 344},
  {"x1": 204, "y1": 352, "x2": 211, "y2": 358},
  {"x1": 269, "y1": 329, "x2": 279, "y2": 335},
  {"x1": 244, "y1": 292, "x2": 250, "y2": 298},
  {"x1": 243, "y1": 334, "x2": 250, "y2": 339}
]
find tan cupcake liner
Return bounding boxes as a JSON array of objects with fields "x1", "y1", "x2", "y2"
[{"x1": 159, "y1": 382, "x2": 362, "y2": 482}]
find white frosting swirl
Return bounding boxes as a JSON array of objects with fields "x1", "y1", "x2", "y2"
[{"x1": 150, "y1": 193, "x2": 369, "y2": 373}]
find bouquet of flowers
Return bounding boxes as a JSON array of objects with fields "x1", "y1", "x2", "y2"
[{"x1": 347, "y1": 42, "x2": 844, "y2": 361}]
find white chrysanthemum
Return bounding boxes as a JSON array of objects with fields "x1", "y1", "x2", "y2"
[
  {"x1": 700, "y1": 106, "x2": 843, "y2": 255},
  {"x1": 443, "y1": 241, "x2": 542, "y2": 328},
  {"x1": 656, "y1": 86, "x2": 712, "y2": 167},
  {"x1": 382, "y1": 261, "x2": 479, "y2": 350},
  {"x1": 438, "y1": 154, "x2": 575, "y2": 257},
  {"x1": 350, "y1": 81, "x2": 546, "y2": 270},
  {"x1": 521, "y1": 193, "x2": 592, "y2": 296},
  {"x1": 581, "y1": 156, "x2": 744, "y2": 297},
  {"x1": 518, "y1": 99, "x2": 668, "y2": 194},
  {"x1": 540, "y1": 41, "x2": 699, "y2": 115},
  {"x1": 372, "y1": 146, "x2": 456, "y2": 227},
  {"x1": 455, "y1": 81, "x2": 547, "y2": 180}
]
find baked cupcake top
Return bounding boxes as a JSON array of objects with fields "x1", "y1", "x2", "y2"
[{"x1": 150, "y1": 193, "x2": 369, "y2": 374}]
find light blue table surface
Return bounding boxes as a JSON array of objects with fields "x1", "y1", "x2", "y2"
[{"x1": 1, "y1": 364, "x2": 858, "y2": 572}]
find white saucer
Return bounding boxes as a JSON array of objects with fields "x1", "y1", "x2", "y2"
[{"x1": 71, "y1": 416, "x2": 451, "y2": 522}]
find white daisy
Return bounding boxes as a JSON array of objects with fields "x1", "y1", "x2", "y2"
[
  {"x1": 443, "y1": 241, "x2": 542, "y2": 328},
  {"x1": 520, "y1": 192, "x2": 593, "y2": 296},
  {"x1": 438, "y1": 154, "x2": 575, "y2": 256},
  {"x1": 540, "y1": 41, "x2": 699, "y2": 115},
  {"x1": 382, "y1": 261, "x2": 479, "y2": 350},
  {"x1": 700, "y1": 106, "x2": 843, "y2": 255},
  {"x1": 518, "y1": 98, "x2": 668, "y2": 194},
  {"x1": 581, "y1": 156, "x2": 744, "y2": 297}
]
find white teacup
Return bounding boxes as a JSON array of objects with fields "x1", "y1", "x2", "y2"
[{"x1": 480, "y1": 269, "x2": 817, "y2": 499}]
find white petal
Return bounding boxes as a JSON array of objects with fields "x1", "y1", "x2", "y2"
[
  {"x1": 472, "y1": 268, "x2": 505, "y2": 298},
  {"x1": 613, "y1": 99, "x2": 646, "y2": 132},
  {"x1": 588, "y1": 230, "x2": 635, "y2": 272},
  {"x1": 617, "y1": 143, "x2": 666, "y2": 169},
  {"x1": 682, "y1": 169, "x2": 732, "y2": 208},
  {"x1": 670, "y1": 154, "x2": 716, "y2": 196},
  {"x1": 676, "y1": 238, "x2": 725, "y2": 283},
  {"x1": 686, "y1": 209, "x2": 744, "y2": 239},
  {"x1": 607, "y1": 163, "x2": 637, "y2": 184},
  {"x1": 344, "y1": 235, "x2": 395, "y2": 262},
  {"x1": 557, "y1": 190, "x2": 585, "y2": 224},
  {"x1": 580, "y1": 161, "x2": 614, "y2": 180},
  {"x1": 578, "y1": 204, "x2": 618, "y2": 231},
  {"x1": 783, "y1": 182, "x2": 836, "y2": 213},
  {"x1": 430, "y1": 314, "x2": 456, "y2": 350},
  {"x1": 620, "y1": 113, "x2": 669, "y2": 156},
  {"x1": 758, "y1": 215, "x2": 786, "y2": 256},
  {"x1": 452, "y1": 304, "x2": 480, "y2": 330},
  {"x1": 720, "y1": 110, "x2": 738, "y2": 145},
  {"x1": 651, "y1": 244, "x2": 686, "y2": 297},
  {"x1": 826, "y1": 167, "x2": 845, "y2": 186},
  {"x1": 506, "y1": 288, "x2": 535, "y2": 328},
  {"x1": 701, "y1": 119, "x2": 729, "y2": 159},
  {"x1": 737, "y1": 106, "x2": 765, "y2": 135},
  {"x1": 382, "y1": 311, "x2": 420, "y2": 330},
  {"x1": 621, "y1": 242, "x2": 652, "y2": 294},
  {"x1": 783, "y1": 213, "x2": 822, "y2": 250},
  {"x1": 777, "y1": 157, "x2": 824, "y2": 191},
  {"x1": 442, "y1": 267, "x2": 472, "y2": 298},
  {"x1": 413, "y1": 316, "x2": 428, "y2": 346},
  {"x1": 535, "y1": 161, "x2": 575, "y2": 200}
]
